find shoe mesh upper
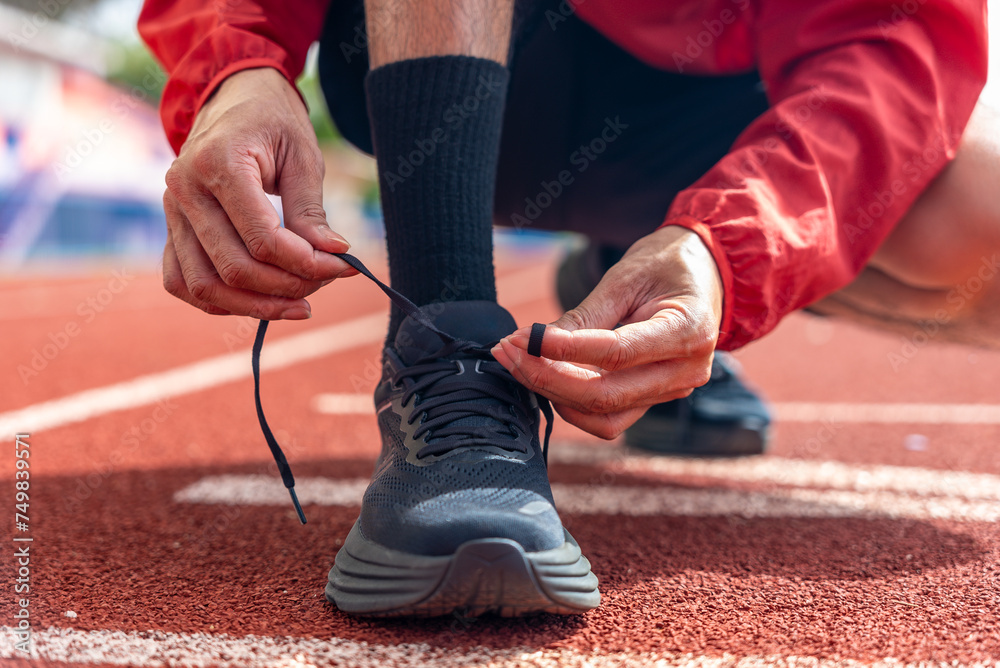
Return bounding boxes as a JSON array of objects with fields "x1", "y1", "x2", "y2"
[{"x1": 359, "y1": 300, "x2": 565, "y2": 556}]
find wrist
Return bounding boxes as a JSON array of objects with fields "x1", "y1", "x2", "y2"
[
  {"x1": 191, "y1": 66, "x2": 307, "y2": 138},
  {"x1": 659, "y1": 217, "x2": 731, "y2": 348},
  {"x1": 187, "y1": 64, "x2": 305, "y2": 146}
]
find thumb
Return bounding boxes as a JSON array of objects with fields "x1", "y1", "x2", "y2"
[
  {"x1": 279, "y1": 142, "x2": 351, "y2": 255},
  {"x1": 551, "y1": 271, "x2": 629, "y2": 332}
]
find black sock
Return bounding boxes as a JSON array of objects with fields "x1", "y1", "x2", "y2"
[{"x1": 365, "y1": 56, "x2": 510, "y2": 339}]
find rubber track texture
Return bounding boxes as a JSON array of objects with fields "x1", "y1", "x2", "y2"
[{"x1": 326, "y1": 522, "x2": 600, "y2": 617}]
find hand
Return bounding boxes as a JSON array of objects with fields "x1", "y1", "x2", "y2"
[
  {"x1": 491, "y1": 225, "x2": 724, "y2": 439},
  {"x1": 162, "y1": 68, "x2": 356, "y2": 319}
]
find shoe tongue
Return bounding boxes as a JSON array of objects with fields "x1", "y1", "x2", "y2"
[{"x1": 394, "y1": 300, "x2": 517, "y2": 364}]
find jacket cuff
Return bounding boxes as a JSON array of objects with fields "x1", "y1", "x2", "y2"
[
  {"x1": 159, "y1": 28, "x2": 302, "y2": 154},
  {"x1": 659, "y1": 215, "x2": 738, "y2": 351}
]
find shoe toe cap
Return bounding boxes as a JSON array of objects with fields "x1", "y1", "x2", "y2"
[{"x1": 360, "y1": 490, "x2": 566, "y2": 557}]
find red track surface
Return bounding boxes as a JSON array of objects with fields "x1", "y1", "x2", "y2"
[{"x1": 2, "y1": 246, "x2": 999, "y2": 666}]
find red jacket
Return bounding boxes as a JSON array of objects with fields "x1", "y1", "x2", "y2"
[{"x1": 138, "y1": 0, "x2": 988, "y2": 349}]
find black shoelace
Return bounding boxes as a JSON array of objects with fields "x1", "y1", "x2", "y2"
[{"x1": 251, "y1": 253, "x2": 552, "y2": 525}]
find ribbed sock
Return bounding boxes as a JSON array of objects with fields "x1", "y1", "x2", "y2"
[{"x1": 365, "y1": 56, "x2": 510, "y2": 339}]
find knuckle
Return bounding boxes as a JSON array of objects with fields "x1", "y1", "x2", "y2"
[
  {"x1": 560, "y1": 309, "x2": 589, "y2": 332},
  {"x1": 606, "y1": 335, "x2": 638, "y2": 370},
  {"x1": 189, "y1": 145, "x2": 224, "y2": 182},
  {"x1": 691, "y1": 363, "x2": 713, "y2": 388},
  {"x1": 590, "y1": 383, "x2": 625, "y2": 414},
  {"x1": 244, "y1": 229, "x2": 277, "y2": 263},
  {"x1": 162, "y1": 271, "x2": 185, "y2": 297},
  {"x1": 216, "y1": 255, "x2": 252, "y2": 288},
  {"x1": 691, "y1": 325, "x2": 719, "y2": 355},
  {"x1": 296, "y1": 254, "x2": 325, "y2": 282},
  {"x1": 163, "y1": 163, "x2": 185, "y2": 194},
  {"x1": 294, "y1": 202, "x2": 328, "y2": 224},
  {"x1": 519, "y1": 365, "x2": 544, "y2": 391},
  {"x1": 289, "y1": 279, "x2": 320, "y2": 299},
  {"x1": 187, "y1": 276, "x2": 218, "y2": 304}
]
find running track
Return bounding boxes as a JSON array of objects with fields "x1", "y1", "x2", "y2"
[{"x1": 1, "y1": 244, "x2": 999, "y2": 667}]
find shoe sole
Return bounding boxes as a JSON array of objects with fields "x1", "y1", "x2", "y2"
[
  {"x1": 326, "y1": 522, "x2": 600, "y2": 617},
  {"x1": 625, "y1": 420, "x2": 768, "y2": 457}
]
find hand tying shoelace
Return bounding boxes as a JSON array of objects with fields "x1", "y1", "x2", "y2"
[{"x1": 251, "y1": 253, "x2": 552, "y2": 525}]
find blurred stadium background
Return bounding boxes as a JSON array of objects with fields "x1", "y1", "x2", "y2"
[
  {"x1": 0, "y1": 0, "x2": 998, "y2": 272},
  {"x1": 0, "y1": 0, "x2": 382, "y2": 273}
]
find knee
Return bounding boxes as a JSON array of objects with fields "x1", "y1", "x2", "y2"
[{"x1": 871, "y1": 102, "x2": 1000, "y2": 289}]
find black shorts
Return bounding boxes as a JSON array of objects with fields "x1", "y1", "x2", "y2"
[{"x1": 318, "y1": 1, "x2": 769, "y2": 250}]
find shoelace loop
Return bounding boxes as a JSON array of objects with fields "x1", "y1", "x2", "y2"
[
  {"x1": 251, "y1": 253, "x2": 553, "y2": 525},
  {"x1": 394, "y1": 355, "x2": 535, "y2": 459}
]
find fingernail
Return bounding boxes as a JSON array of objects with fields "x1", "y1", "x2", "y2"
[
  {"x1": 500, "y1": 338, "x2": 523, "y2": 364},
  {"x1": 281, "y1": 306, "x2": 311, "y2": 320},
  {"x1": 337, "y1": 267, "x2": 360, "y2": 278},
  {"x1": 321, "y1": 226, "x2": 350, "y2": 249},
  {"x1": 491, "y1": 344, "x2": 510, "y2": 366},
  {"x1": 506, "y1": 332, "x2": 529, "y2": 349}
]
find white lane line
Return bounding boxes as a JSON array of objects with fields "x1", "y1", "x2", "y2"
[
  {"x1": 312, "y1": 395, "x2": 1000, "y2": 425},
  {"x1": 173, "y1": 475, "x2": 1000, "y2": 522},
  {"x1": 0, "y1": 266, "x2": 545, "y2": 439},
  {"x1": 0, "y1": 312, "x2": 385, "y2": 439},
  {"x1": 2, "y1": 627, "x2": 996, "y2": 668},
  {"x1": 549, "y1": 445, "x2": 1000, "y2": 501}
]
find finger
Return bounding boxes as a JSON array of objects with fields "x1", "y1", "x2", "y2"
[
  {"x1": 178, "y1": 187, "x2": 332, "y2": 299},
  {"x1": 277, "y1": 140, "x2": 354, "y2": 256},
  {"x1": 549, "y1": 271, "x2": 630, "y2": 334},
  {"x1": 504, "y1": 307, "x2": 709, "y2": 371},
  {"x1": 492, "y1": 338, "x2": 702, "y2": 414},
  {"x1": 552, "y1": 403, "x2": 648, "y2": 440},
  {"x1": 173, "y1": 153, "x2": 351, "y2": 282},
  {"x1": 166, "y1": 193, "x2": 312, "y2": 320},
  {"x1": 221, "y1": 163, "x2": 351, "y2": 280},
  {"x1": 162, "y1": 230, "x2": 232, "y2": 316}
]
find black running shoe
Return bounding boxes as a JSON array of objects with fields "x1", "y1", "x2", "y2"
[
  {"x1": 623, "y1": 352, "x2": 770, "y2": 456},
  {"x1": 253, "y1": 257, "x2": 599, "y2": 617},
  {"x1": 556, "y1": 242, "x2": 771, "y2": 457},
  {"x1": 325, "y1": 300, "x2": 599, "y2": 616}
]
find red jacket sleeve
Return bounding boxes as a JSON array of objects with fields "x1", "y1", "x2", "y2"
[
  {"x1": 664, "y1": 0, "x2": 988, "y2": 350},
  {"x1": 138, "y1": 0, "x2": 331, "y2": 154}
]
